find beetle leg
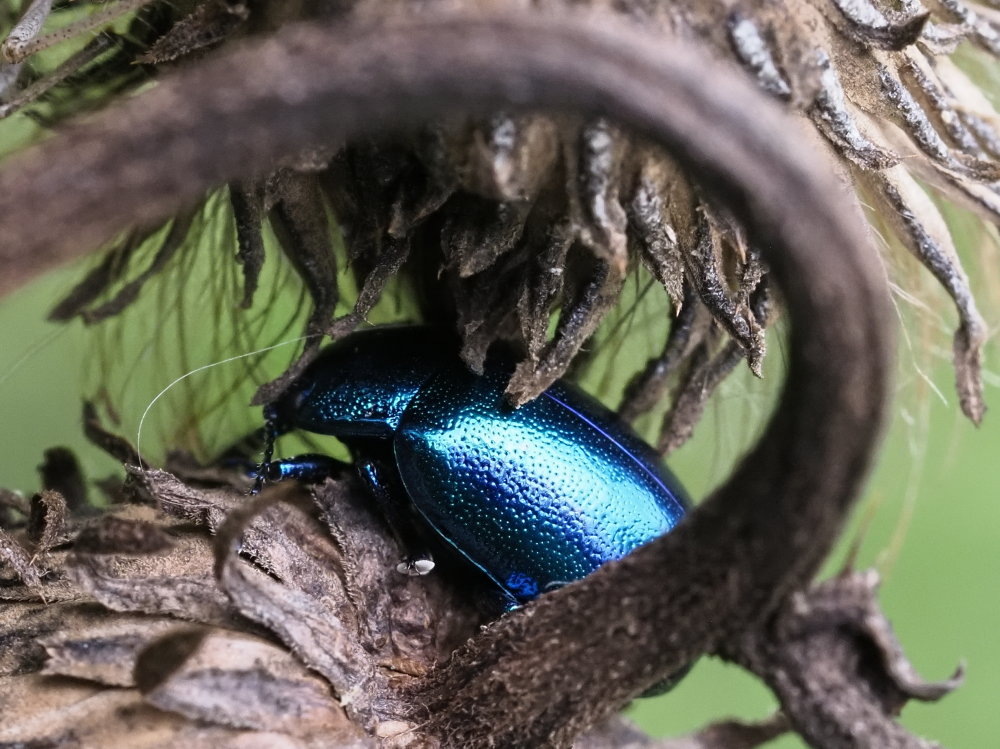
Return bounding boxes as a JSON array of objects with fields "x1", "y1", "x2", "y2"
[
  {"x1": 258, "y1": 453, "x2": 351, "y2": 485},
  {"x1": 500, "y1": 596, "x2": 521, "y2": 614},
  {"x1": 251, "y1": 409, "x2": 352, "y2": 494},
  {"x1": 354, "y1": 449, "x2": 436, "y2": 577}
]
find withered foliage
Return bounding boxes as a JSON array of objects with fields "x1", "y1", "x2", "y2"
[
  {"x1": 0, "y1": 1, "x2": 989, "y2": 746},
  {"x1": 0, "y1": 464, "x2": 441, "y2": 748},
  {"x1": 0, "y1": 459, "x2": 958, "y2": 747}
]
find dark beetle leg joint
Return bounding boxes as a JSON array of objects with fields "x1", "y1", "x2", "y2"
[
  {"x1": 262, "y1": 453, "x2": 351, "y2": 483},
  {"x1": 355, "y1": 448, "x2": 436, "y2": 576},
  {"x1": 396, "y1": 556, "x2": 436, "y2": 576},
  {"x1": 252, "y1": 453, "x2": 352, "y2": 495}
]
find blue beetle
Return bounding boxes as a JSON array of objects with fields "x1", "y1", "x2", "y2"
[{"x1": 253, "y1": 325, "x2": 688, "y2": 608}]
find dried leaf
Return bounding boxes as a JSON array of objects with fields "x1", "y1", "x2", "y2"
[
  {"x1": 619, "y1": 282, "x2": 702, "y2": 423},
  {"x1": 864, "y1": 166, "x2": 986, "y2": 423},
  {"x1": 73, "y1": 514, "x2": 173, "y2": 555},
  {"x1": 0, "y1": 526, "x2": 42, "y2": 588},
  {"x1": 571, "y1": 119, "x2": 629, "y2": 276},
  {"x1": 138, "y1": 0, "x2": 248, "y2": 64},
  {"x1": 212, "y1": 491, "x2": 385, "y2": 727},
  {"x1": 458, "y1": 113, "x2": 560, "y2": 202},
  {"x1": 137, "y1": 628, "x2": 353, "y2": 739},
  {"x1": 229, "y1": 182, "x2": 267, "y2": 309},
  {"x1": 0, "y1": 679, "x2": 335, "y2": 749},
  {"x1": 507, "y1": 255, "x2": 624, "y2": 405},
  {"x1": 41, "y1": 615, "x2": 181, "y2": 686},
  {"x1": 36, "y1": 447, "x2": 87, "y2": 512},
  {"x1": 26, "y1": 489, "x2": 69, "y2": 552},
  {"x1": 268, "y1": 171, "x2": 339, "y2": 337},
  {"x1": 442, "y1": 194, "x2": 529, "y2": 277},
  {"x1": 83, "y1": 400, "x2": 143, "y2": 466},
  {"x1": 68, "y1": 507, "x2": 235, "y2": 626}
]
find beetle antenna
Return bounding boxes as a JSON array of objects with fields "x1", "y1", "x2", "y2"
[{"x1": 136, "y1": 335, "x2": 315, "y2": 473}]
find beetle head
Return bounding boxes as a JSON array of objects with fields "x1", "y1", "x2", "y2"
[{"x1": 267, "y1": 326, "x2": 453, "y2": 439}]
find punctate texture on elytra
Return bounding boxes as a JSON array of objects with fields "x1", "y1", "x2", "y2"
[{"x1": 259, "y1": 325, "x2": 688, "y2": 607}]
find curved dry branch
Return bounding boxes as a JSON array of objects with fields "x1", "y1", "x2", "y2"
[{"x1": 0, "y1": 11, "x2": 893, "y2": 747}]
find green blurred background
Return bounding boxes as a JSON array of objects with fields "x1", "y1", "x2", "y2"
[{"x1": 1, "y1": 234, "x2": 996, "y2": 747}]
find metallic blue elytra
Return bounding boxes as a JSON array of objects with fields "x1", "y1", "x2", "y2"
[{"x1": 258, "y1": 325, "x2": 689, "y2": 607}]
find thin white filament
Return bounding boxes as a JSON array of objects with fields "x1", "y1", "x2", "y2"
[
  {"x1": 136, "y1": 335, "x2": 313, "y2": 470},
  {"x1": 0, "y1": 325, "x2": 66, "y2": 389}
]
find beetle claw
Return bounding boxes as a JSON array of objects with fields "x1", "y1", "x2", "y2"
[{"x1": 396, "y1": 557, "x2": 436, "y2": 576}]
